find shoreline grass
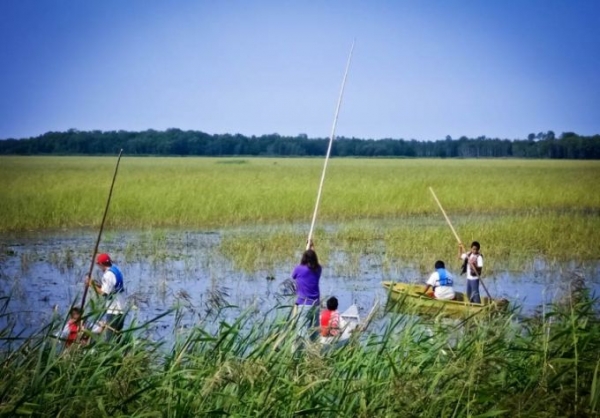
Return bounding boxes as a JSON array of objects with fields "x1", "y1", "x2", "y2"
[{"x1": 1, "y1": 283, "x2": 599, "y2": 417}]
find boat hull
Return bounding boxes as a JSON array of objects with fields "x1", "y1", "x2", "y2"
[{"x1": 382, "y1": 281, "x2": 508, "y2": 317}]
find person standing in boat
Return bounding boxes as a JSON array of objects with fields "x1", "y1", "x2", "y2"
[
  {"x1": 423, "y1": 260, "x2": 456, "y2": 300},
  {"x1": 86, "y1": 253, "x2": 126, "y2": 342},
  {"x1": 459, "y1": 241, "x2": 483, "y2": 303},
  {"x1": 292, "y1": 240, "x2": 321, "y2": 342}
]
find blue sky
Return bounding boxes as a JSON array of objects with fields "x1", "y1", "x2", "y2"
[{"x1": 1, "y1": 0, "x2": 599, "y2": 140}]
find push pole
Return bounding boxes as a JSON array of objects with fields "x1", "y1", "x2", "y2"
[
  {"x1": 80, "y1": 149, "x2": 124, "y2": 310},
  {"x1": 306, "y1": 40, "x2": 355, "y2": 249}
]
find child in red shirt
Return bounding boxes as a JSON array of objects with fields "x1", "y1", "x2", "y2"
[
  {"x1": 320, "y1": 297, "x2": 341, "y2": 337},
  {"x1": 59, "y1": 307, "x2": 83, "y2": 347}
]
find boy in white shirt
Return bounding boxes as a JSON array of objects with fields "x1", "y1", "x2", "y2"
[
  {"x1": 459, "y1": 241, "x2": 483, "y2": 303},
  {"x1": 86, "y1": 253, "x2": 125, "y2": 342}
]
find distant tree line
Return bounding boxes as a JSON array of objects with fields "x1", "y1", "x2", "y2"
[{"x1": 1, "y1": 129, "x2": 599, "y2": 159}]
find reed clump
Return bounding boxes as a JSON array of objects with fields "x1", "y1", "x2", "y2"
[{"x1": 1, "y1": 286, "x2": 599, "y2": 417}]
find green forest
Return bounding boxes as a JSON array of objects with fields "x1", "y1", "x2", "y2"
[{"x1": 1, "y1": 129, "x2": 599, "y2": 158}]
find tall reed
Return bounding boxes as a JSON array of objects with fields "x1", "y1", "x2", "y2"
[{"x1": 1, "y1": 282, "x2": 599, "y2": 417}]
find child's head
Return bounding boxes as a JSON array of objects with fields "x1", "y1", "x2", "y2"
[
  {"x1": 434, "y1": 260, "x2": 445, "y2": 269},
  {"x1": 470, "y1": 241, "x2": 480, "y2": 253},
  {"x1": 69, "y1": 307, "x2": 82, "y2": 321},
  {"x1": 326, "y1": 297, "x2": 339, "y2": 311}
]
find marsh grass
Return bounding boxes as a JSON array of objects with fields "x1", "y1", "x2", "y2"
[
  {"x1": 2, "y1": 157, "x2": 598, "y2": 272},
  {"x1": 1, "y1": 280, "x2": 599, "y2": 417},
  {"x1": 217, "y1": 212, "x2": 600, "y2": 274},
  {"x1": 1, "y1": 157, "x2": 599, "y2": 230}
]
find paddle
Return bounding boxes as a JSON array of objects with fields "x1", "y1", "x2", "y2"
[
  {"x1": 428, "y1": 187, "x2": 493, "y2": 302},
  {"x1": 80, "y1": 149, "x2": 124, "y2": 310}
]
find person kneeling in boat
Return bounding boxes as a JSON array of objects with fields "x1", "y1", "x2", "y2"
[
  {"x1": 423, "y1": 260, "x2": 456, "y2": 300},
  {"x1": 320, "y1": 296, "x2": 345, "y2": 343}
]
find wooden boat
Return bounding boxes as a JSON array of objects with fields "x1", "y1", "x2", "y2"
[{"x1": 382, "y1": 281, "x2": 508, "y2": 317}]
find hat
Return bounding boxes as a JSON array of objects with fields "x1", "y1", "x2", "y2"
[{"x1": 96, "y1": 253, "x2": 112, "y2": 265}]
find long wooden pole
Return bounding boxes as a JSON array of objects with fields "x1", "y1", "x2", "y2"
[
  {"x1": 428, "y1": 187, "x2": 493, "y2": 301},
  {"x1": 306, "y1": 40, "x2": 355, "y2": 250},
  {"x1": 428, "y1": 187, "x2": 462, "y2": 244},
  {"x1": 80, "y1": 149, "x2": 124, "y2": 310}
]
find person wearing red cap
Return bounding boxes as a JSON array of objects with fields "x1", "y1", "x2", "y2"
[{"x1": 86, "y1": 253, "x2": 125, "y2": 342}]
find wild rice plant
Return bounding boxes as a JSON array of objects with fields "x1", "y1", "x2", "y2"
[
  {"x1": 1, "y1": 157, "x2": 599, "y2": 232},
  {"x1": 2, "y1": 156, "x2": 599, "y2": 273}
]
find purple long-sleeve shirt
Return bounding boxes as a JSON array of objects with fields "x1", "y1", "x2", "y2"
[{"x1": 292, "y1": 264, "x2": 321, "y2": 306}]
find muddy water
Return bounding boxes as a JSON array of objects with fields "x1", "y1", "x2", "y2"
[{"x1": 1, "y1": 229, "x2": 599, "y2": 340}]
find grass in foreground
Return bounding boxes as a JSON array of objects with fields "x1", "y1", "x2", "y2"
[{"x1": 1, "y1": 281, "x2": 599, "y2": 417}]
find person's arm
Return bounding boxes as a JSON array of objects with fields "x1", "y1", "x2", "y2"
[
  {"x1": 458, "y1": 243, "x2": 465, "y2": 259},
  {"x1": 85, "y1": 275, "x2": 102, "y2": 295},
  {"x1": 330, "y1": 313, "x2": 340, "y2": 336},
  {"x1": 424, "y1": 273, "x2": 436, "y2": 294}
]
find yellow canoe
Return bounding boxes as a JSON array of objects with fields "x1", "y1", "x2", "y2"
[{"x1": 382, "y1": 281, "x2": 508, "y2": 317}]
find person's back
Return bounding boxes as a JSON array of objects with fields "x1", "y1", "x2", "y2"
[
  {"x1": 291, "y1": 243, "x2": 322, "y2": 348},
  {"x1": 292, "y1": 263, "x2": 321, "y2": 306},
  {"x1": 424, "y1": 260, "x2": 455, "y2": 300}
]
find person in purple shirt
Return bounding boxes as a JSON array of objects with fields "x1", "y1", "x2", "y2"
[{"x1": 291, "y1": 240, "x2": 322, "y2": 343}]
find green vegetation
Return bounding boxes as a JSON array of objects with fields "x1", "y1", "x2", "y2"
[
  {"x1": 1, "y1": 284, "x2": 599, "y2": 417},
  {"x1": 2, "y1": 128, "x2": 599, "y2": 158},
  {"x1": 2, "y1": 156, "x2": 600, "y2": 416},
  {"x1": 2, "y1": 157, "x2": 599, "y2": 271}
]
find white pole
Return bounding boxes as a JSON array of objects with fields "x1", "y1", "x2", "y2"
[{"x1": 306, "y1": 40, "x2": 355, "y2": 250}]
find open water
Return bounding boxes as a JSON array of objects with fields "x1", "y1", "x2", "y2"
[{"x1": 1, "y1": 228, "x2": 599, "y2": 341}]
